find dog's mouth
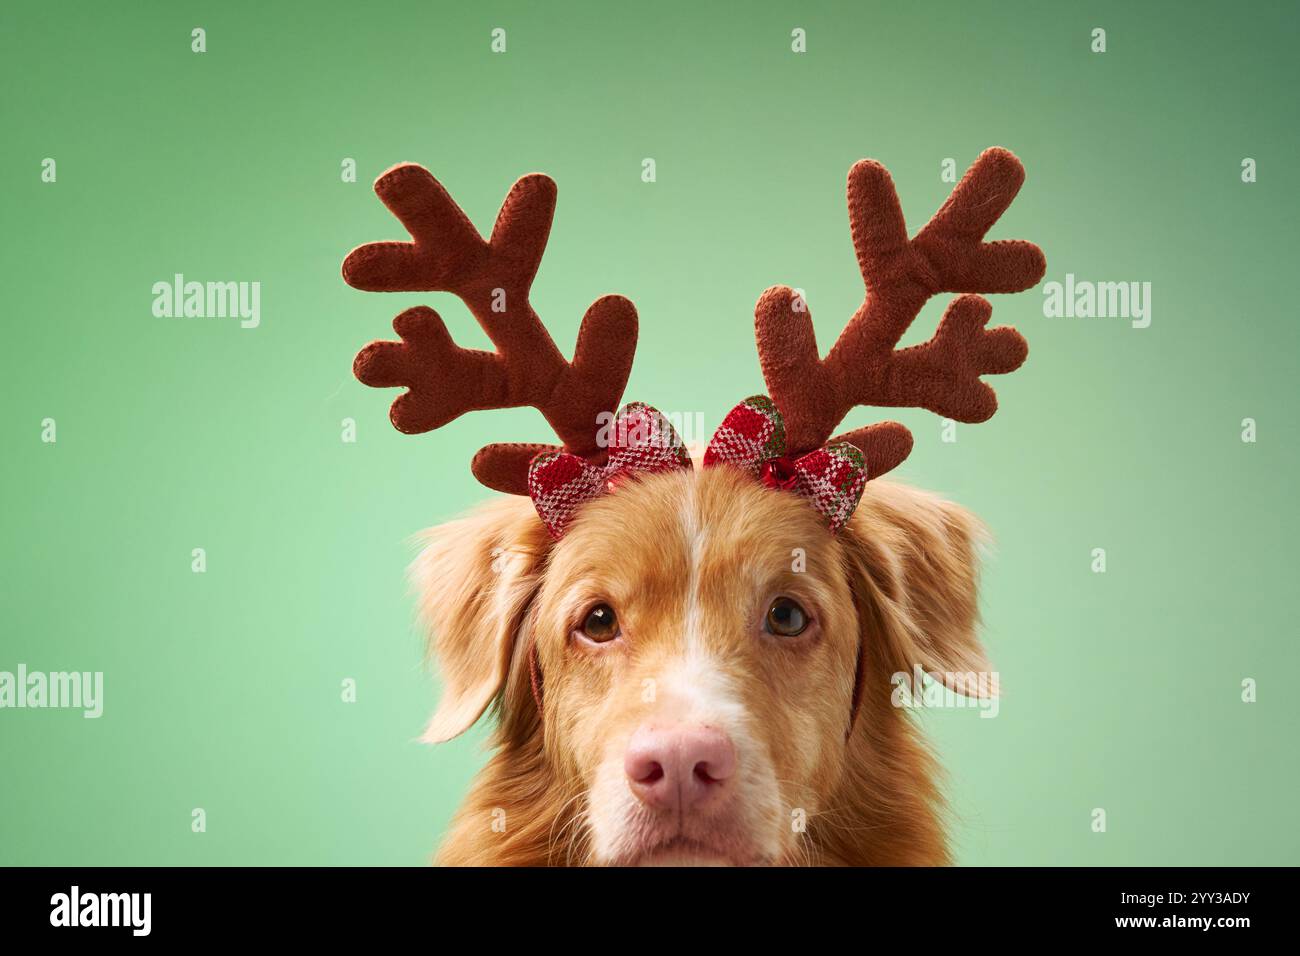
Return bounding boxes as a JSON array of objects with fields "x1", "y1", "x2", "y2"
[
  {"x1": 614, "y1": 830, "x2": 768, "y2": 867},
  {"x1": 628, "y1": 837, "x2": 734, "y2": 867}
]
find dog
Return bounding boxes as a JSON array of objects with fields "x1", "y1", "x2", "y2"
[
  {"x1": 418, "y1": 465, "x2": 990, "y2": 865},
  {"x1": 340, "y1": 148, "x2": 1044, "y2": 865}
]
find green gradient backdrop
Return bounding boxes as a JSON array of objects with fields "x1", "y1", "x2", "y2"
[{"x1": 2, "y1": 0, "x2": 1296, "y2": 865}]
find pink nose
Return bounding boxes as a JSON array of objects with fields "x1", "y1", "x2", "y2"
[{"x1": 624, "y1": 724, "x2": 737, "y2": 813}]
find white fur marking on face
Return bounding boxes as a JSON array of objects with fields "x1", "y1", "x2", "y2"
[{"x1": 682, "y1": 476, "x2": 706, "y2": 659}]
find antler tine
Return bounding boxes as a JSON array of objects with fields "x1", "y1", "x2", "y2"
[
  {"x1": 344, "y1": 164, "x2": 638, "y2": 492},
  {"x1": 755, "y1": 147, "x2": 1044, "y2": 472}
]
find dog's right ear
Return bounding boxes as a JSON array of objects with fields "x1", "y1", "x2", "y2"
[
  {"x1": 410, "y1": 495, "x2": 551, "y2": 743},
  {"x1": 840, "y1": 480, "x2": 996, "y2": 698}
]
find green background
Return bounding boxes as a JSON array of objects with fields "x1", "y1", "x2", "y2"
[{"x1": 2, "y1": 0, "x2": 1296, "y2": 865}]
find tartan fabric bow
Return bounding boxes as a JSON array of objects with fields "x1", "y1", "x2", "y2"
[
  {"x1": 702, "y1": 395, "x2": 868, "y2": 534},
  {"x1": 528, "y1": 403, "x2": 692, "y2": 538},
  {"x1": 527, "y1": 396, "x2": 869, "y2": 538}
]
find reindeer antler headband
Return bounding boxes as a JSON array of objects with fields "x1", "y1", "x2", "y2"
[{"x1": 343, "y1": 148, "x2": 1045, "y2": 536}]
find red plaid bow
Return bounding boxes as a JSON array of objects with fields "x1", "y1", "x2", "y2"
[
  {"x1": 703, "y1": 395, "x2": 868, "y2": 534},
  {"x1": 528, "y1": 403, "x2": 691, "y2": 537},
  {"x1": 527, "y1": 396, "x2": 869, "y2": 538}
]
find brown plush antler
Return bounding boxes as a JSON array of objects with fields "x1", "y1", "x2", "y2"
[
  {"x1": 343, "y1": 164, "x2": 638, "y2": 494},
  {"x1": 755, "y1": 147, "x2": 1045, "y2": 478}
]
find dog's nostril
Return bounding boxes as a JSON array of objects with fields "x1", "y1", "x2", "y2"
[
  {"x1": 639, "y1": 762, "x2": 665, "y2": 784},
  {"x1": 694, "y1": 762, "x2": 722, "y2": 785}
]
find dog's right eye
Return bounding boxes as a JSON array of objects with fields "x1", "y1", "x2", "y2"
[
  {"x1": 764, "y1": 597, "x2": 809, "y2": 637},
  {"x1": 578, "y1": 603, "x2": 620, "y2": 643}
]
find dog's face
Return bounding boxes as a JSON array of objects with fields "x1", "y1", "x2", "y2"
[
  {"x1": 414, "y1": 466, "x2": 994, "y2": 866},
  {"x1": 533, "y1": 466, "x2": 858, "y2": 865}
]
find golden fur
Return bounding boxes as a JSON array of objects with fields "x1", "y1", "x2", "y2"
[{"x1": 411, "y1": 467, "x2": 993, "y2": 866}]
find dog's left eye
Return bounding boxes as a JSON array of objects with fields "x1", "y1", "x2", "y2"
[
  {"x1": 764, "y1": 597, "x2": 809, "y2": 637},
  {"x1": 578, "y1": 603, "x2": 620, "y2": 643}
]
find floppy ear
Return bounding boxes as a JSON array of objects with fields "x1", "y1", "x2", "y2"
[
  {"x1": 841, "y1": 481, "x2": 997, "y2": 697},
  {"x1": 410, "y1": 495, "x2": 551, "y2": 742}
]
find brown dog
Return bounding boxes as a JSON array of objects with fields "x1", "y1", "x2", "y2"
[
  {"x1": 342, "y1": 148, "x2": 1043, "y2": 865},
  {"x1": 418, "y1": 468, "x2": 989, "y2": 865}
]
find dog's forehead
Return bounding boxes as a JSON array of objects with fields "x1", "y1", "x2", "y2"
[{"x1": 556, "y1": 467, "x2": 839, "y2": 604}]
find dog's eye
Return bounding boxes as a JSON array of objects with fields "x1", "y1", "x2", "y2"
[
  {"x1": 764, "y1": 597, "x2": 809, "y2": 637},
  {"x1": 579, "y1": 603, "x2": 620, "y2": 643}
]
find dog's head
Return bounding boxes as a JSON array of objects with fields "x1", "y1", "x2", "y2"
[{"x1": 414, "y1": 465, "x2": 992, "y2": 865}]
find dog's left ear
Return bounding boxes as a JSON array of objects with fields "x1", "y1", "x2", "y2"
[
  {"x1": 840, "y1": 481, "x2": 997, "y2": 697},
  {"x1": 410, "y1": 496, "x2": 552, "y2": 742}
]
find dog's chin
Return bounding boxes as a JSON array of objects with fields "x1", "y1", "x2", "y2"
[{"x1": 612, "y1": 835, "x2": 769, "y2": 868}]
